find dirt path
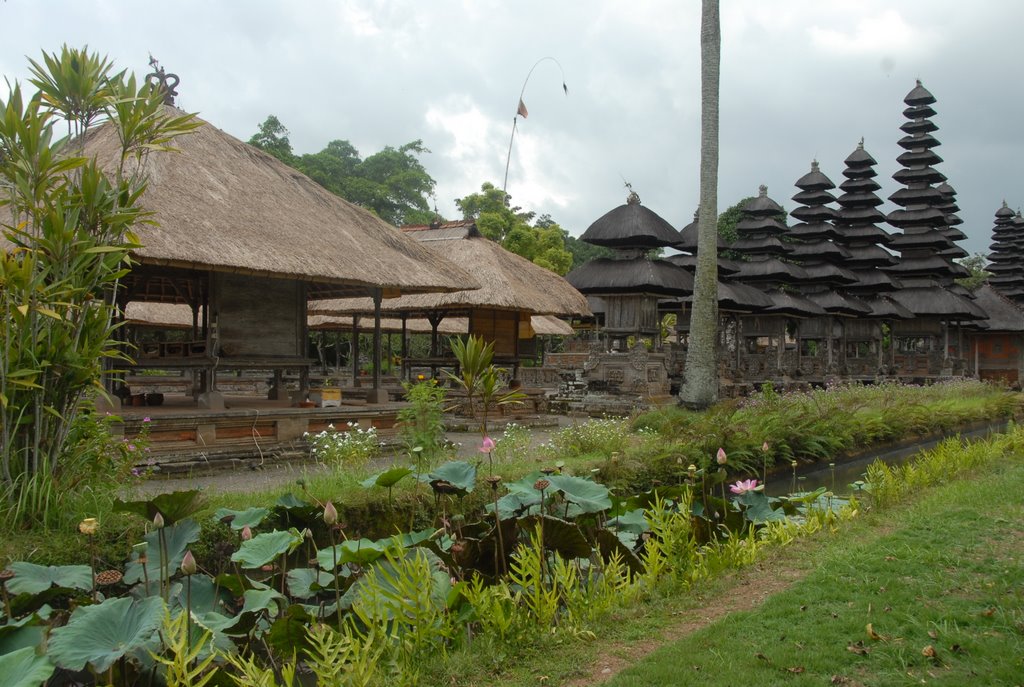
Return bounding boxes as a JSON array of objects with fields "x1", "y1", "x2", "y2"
[{"x1": 564, "y1": 550, "x2": 814, "y2": 686}]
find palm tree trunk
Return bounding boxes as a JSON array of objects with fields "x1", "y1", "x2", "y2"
[{"x1": 680, "y1": 0, "x2": 721, "y2": 409}]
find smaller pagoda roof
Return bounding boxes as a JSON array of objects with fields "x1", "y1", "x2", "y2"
[
  {"x1": 565, "y1": 256, "x2": 694, "y2": 296},
  {"x1": 580, "y1": 191, "x2": 681, "y2": 249}
]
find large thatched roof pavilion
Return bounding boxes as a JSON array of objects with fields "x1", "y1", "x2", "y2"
[
  {"x1": 84, "y1": 99, "x2": 477, "y2": 407},
  {"x1": 309, "y1": 220, "x2": 589, "y2": 380}
]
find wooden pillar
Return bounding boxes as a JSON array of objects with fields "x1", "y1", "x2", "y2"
[
  {"x1": 351, "y1": 316, "x2": 360, "y2": 388},
  {"x1": 401, "y1": 313, "x2": 409, "y2": 382},
  {"x1": 373, "y1": 289, "x2": 383, "y2": 390}
]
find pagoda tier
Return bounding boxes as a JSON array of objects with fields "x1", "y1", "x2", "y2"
[
  {"x1": 883, "y1": 81, "x2": 972, "y2": 294},
  {"x1": 986, "y1": 203, "x2": 1024, "y2": 303},
  {"x1": 833, "y1": 140, "x2": 899, "y2": 295}
]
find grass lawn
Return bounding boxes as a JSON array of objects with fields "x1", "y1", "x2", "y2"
[{"x1": 601, "y1": 460, "x2": 1024, "y2": 686}]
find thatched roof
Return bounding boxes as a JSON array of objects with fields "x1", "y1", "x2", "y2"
[
  {"x1": 124, "y1": 301, "x2": 197, "y2": 329},
  {"x1": 888, "y1": 286, "x2": 987, "y2": 320},
  {"x1": 579, "y1": 192, "x2": 681, "y2": 249},
  {"x1": 309, "y1": 221, "x2": 590, "y2": 317},
  {"x1": 129, "y1": 304, "x2": 574, "y2": 337},
  {"x1": 970, "y1": 285, "x2": 1024, "y2": 332},
  {"x1": 82, "y1": 106, "x2": 477, "y2": 300},
  {"x1": 566, "y1": 257, "x2": 694, "y2": 296},
  {"x1": 308, "y1": 313, "x2": 573, "y2": 336}
]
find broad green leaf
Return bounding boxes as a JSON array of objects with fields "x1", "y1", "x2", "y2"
[
  {"x1": 0, "y1": 646, "x2": 53, "y2": 687},
  {"x1": 549, "y1": 474, "x2": 612, "y2": 515},
  {"x1": 265, "y1": 604, "x2": 313, "y2": 656},
  {"x1": 734, "y1": 491, "x2": 786, "y2": 523},
  {"x1": 231, "y1": 529, "x2": 302, "y2": 569},
  {"x1": 286, "y1": 568, "x2": 334, "y2": 599},
  {"x1": 603, "y1": 508, "x2": 650, "y2": 534},
  {"x1": 519, "y1": 515, "x2": 592, "y2": 559},
  {"x1": 428, "y1": 460, "x2": 476, "y2": 494},
  {"x1": 4, "y1": 563, "x2": 93, "y2": 596},
  {"x1": 595, "y1": 529, "x2": 645, "y2": 577},
  {"x1": 171, "y1": 574, "x2": 231, "y2": 615},
  {"x1": 317, "y1": 538, "x2": 388, "y2": 570},
  {"x1": 48, "y1": 596, "x2": 164, "y2": 673},
  {"x1": 113, "y1": 490, "x2": 204, "y2": 524},
  {"x1": 124, "y1": 518, "x2": 201, "y2": 585},
  {"x1": 213, "y1": 506, "x2": 269, "y2": 531},
  {"x1": 361, "y1": 466, "x2": 413, "y2": 489}
]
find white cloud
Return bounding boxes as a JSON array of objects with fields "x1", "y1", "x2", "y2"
[{"x1": 808, "y1": 9, "x2": 935, "y2": 56}]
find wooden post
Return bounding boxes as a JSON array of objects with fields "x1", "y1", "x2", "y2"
[
  {"x1": 351, "y1": 316, "x2": 360, "y2": 388},
  {"x1": 401, "y1": 313, "x2": 409, "y2": 382}
]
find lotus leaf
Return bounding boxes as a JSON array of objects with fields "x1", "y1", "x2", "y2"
[
  {"x1": 48, "y1": 596, "x2": 164, "y2": 672},
  {"x1": 519, "y1": 515, "x2": 592, "y2": 559},
  {"x1": 428, "y1": 460, "x2": 476, "y2": 494},
  {"x1": 491, "y1": 490, "x2": 540, "y2": 520},
  {"x1": 361, "y1": 466, "x2": 413, "y2": 489},
  {"x1": 549, "y1": 474, "x2": 612, "y2": 515},
  {"x1": 0, "y1": 646, "x2": 53, "y2": 687},
  {"x1": 286, "y1": 568, "x2": 334, "y2": 599},
  {"x1": 603, "y1": 508, "x2": 650, "y2": 534},
  {"x1": 266, "y1": 604, "x2": 314, "y2": 656},
  {"x1": 595, "y1": 528, "x2": 645, "y2": 576},
  {"x1": 275, "y1": 493, "x2": 310, "y2": 509},
  {"x1": 171, "y1": 574, "x2": 232, "y2": 615},
  {"x1": 733, "y1": 490, "x2": 786, "y2": 523},
  {"x1": 113, "y1": 490, "x2": 203, "y2": 524},
  {"x1": 213, "y1": 506, "x2": 270, "y2": 530},
  {"x1": 317, "y1": 538, "x2": 388, "y2": 570},
  {"x1": 4, "y1": 563, "x2": 92, "y2": 596},
  {"x1": 124, "y1": 519, "x2": 201, "y2": 585},
  {"x1": 231, "y1": 529, "x2": 303, "y2": 569}
]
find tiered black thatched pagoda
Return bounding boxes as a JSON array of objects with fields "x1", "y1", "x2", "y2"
[
  {"x1": 986, "y1": 202, "x2": 1024, "y2": 301},
  {"x1": 883, "y1": 80, "x2": 982, "y2": 377},
  {"x1": 788, "y1": 161, "x2": 865, "y2": 377},
  {"x1": 566, "y1": 191, "x2": 693, "y2": 348}
]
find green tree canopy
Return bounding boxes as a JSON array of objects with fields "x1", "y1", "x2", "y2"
[
  {"x1": 955, "y1": 253, "x2": 990, "y2": 292},
  {"x1": 247, "y1": 115, "x2": 294, "y2": 164},
  {"x1": 248, "y1": 116, "x2": 436, "y2": 226},
  {"x1": 454, "y1": 183, "x2": 573, "y2": 275}
]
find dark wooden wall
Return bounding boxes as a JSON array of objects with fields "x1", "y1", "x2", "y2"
[{"x1": 211, "y1": 273, "x2": 304, "y2": 357}]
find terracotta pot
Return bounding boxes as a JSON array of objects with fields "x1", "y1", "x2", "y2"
[{"x1": 131, "y1": 394, "x2": 146, "y2": 407}]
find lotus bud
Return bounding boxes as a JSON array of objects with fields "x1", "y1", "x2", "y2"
[
  {"x1": 323, "y1": 501, "x2": 338, "y2": 526},
  {"x1": 78, "y1": 518, "x2": 99, "y2": 536},
  {"x1": 301, "y1": 528, "x2": 313, "y2": 540},
  {"x1": 241, "y1": 525, "x2": 253, "y2": 541},
  {"x1": 153, "y1": 512, "x2": 165, "y2": 529},
  {"x1": 762, "y1": 441, "x2": 770, "y2": 452},
  {"x1": 716, "y1": 448, "x2": 728, "y2": 465},
  {"x1": 180, "y1": 550, "x2": 197, "y2": 576}
]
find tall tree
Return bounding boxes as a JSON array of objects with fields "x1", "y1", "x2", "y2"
[
  {"x1": 248, "y1": 115, "x2": 295, "y2": 164},
  {"x1": 455, "y1": 182, "x2": 573, "y2": 275},
  {"x1": 680, "y1": 0, "x2": 721, "y2": 409}
]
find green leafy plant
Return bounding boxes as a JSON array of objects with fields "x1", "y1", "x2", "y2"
[{"x1": 397, "y1": 380, "x2": 448, "y2": 468}]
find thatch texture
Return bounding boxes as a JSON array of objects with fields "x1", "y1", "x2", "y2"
[
  {"x1": 970, "y1": 285, "x2": 1024, "y2": 332},
  {"x1": 566, "y1": 257, "x2": 694, "y2": 296},
  {"x1": 309, "y1": 221, "x2": 590, "y2": 317},
  {"x1": 82, "y1": 107, "x2": 477, "y2": 299},
  {"x1": 308, "y1": 313, "x2": 573, "y2": 336},
  {"x1": 579, "y1": 194, "x2": 681, "y2": 249},
  {"x1": 124, "y1": 301, "x2": 197, "y2": 329}
]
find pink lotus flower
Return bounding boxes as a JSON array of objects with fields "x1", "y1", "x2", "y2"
[
  {"x1": 761, "y1": 441, "x2": 769, "y2": 452},
  {"x1": 479, "y1": 436, "x2": 496, "y2": 454},
  {"x1": 729, "y1": 479, "x2": 760, "y2": 495},
  {"x1": 143, "y1": 417, "x2": 151, "y2": 423},
  {"x1": 716, "y1": 447, "x2": 728, "y2": 465},
  {"x1": 241, "y1": 525, "x2": 253, "y2": 541}
]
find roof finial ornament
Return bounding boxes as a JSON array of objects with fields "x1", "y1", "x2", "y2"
[
  {"x1": 758, "y1": 184, "x2": 768, "y2": 197},
  {"x1": 1002, "y1": 199, "x2": 1009, "y2": 209},
  {"x1": 624, "y1": 181, "x2": 640, "y2": 205},
  {"x1": 146, "y1": 55, "x2": 180, "y2": 106},
  {"x1": 858, "y1": 137, "x2": 864, "y2": 149},
  {"x1": 811, "y1": 159, "x2": 819, "y2": 172}
]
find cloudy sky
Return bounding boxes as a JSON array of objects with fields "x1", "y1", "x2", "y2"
[{"x1": 2, "y1": 1, "x2": 1021, "y2": 257}]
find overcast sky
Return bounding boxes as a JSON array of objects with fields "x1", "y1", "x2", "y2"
[{"x1": 2, "y1": 1, "x2": 1021, "y2": 257}]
